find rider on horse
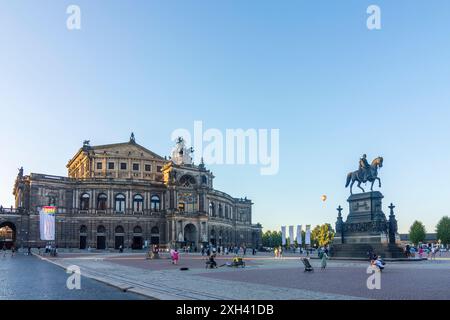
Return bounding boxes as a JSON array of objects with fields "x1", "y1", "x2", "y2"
[{"x1": 358, "y1": 154, "x2": 371, "y2": 182}]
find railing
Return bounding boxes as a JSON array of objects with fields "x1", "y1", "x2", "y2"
[
  {"x1": 74, "y1": 208, "x2": 165, "y2": 217},
  {"x1": 0, "y1": 207, "x2": 20, "y2": 214},
  {"x1": 0, "y1": 206, "x2": 165, "y2": 217}
]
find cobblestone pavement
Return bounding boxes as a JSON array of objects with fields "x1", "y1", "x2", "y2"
[
  {"x1": 0, "y1": 253, "x2": 145, "y2": 300},
  {"x1": 36, "y1": 251, "x2": 450, "y2": 300}
]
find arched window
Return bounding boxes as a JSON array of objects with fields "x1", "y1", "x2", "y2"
[
  {"x1": 218, "y1": 204, "x2": 223, "y2": 218},
  {"x1": 133, "y1": 194, "x2": 144, "y2": 212},
  {"x1": 47, "y1": 194, "x2": 57, "y2": 207},
  {"x1": 80, "y1": 193, "x2": 90, "y2": 210},
  {"x1": 151, "y1": 195, "x2": 160, "y2": 211},
  {"x1": 80, "y1": 225, "x2": 87, "y2": 234},
  {"x1": 151, "y1": 226, "x2": 159, "y2": 235},
  {"x1": 179, "y1": 175, "x2": 196, "y2": 187},
  {"x1": 97, "y1": 193, "x2": 107, "y2": 210},
  {"x1": 97, "y1": 225, "x2": 106, "y2": 234},
  {"x1": 201, "y1": 175, "x2": 207, "y2": 184},
  {"x1": 115, "y1": 194, "x2": 126, "y2": 213},
  {"x1": 115, "y1": 226, "x2": 125, "y2": 234},
  {"x1": 133, "y1": 226, "x2": 143, "y2": 234},
  {"x1": 209, "y1": 202, "x2": 215, "y2": 217}
]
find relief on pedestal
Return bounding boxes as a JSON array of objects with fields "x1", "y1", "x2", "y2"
[{"x1": 351, "y1": 200, "x2": 370, "y2": 212}]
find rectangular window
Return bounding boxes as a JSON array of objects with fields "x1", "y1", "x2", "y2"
[
  {"x1": 108, "y1": 162, "x2": 115, "y2": 170},
  {"x1": 157, "y1": 166, "x2": 162, "y2": 173},
  {"x1": 145, "y1": 164, "x2": 151, "y2": 172},
  {"x1": 120, "y1": 163, "x2": 127, "y2": 170},
  {"x1": 133, "y1": 163, "x2": 139, "y2": 171},
  {"x1": 96, "y1": 162, "x2": 102, "y2": 170}
]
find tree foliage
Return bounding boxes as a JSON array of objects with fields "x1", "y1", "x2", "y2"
[
  {"x1": 262, "y1": 230, "x2": 282, "y2": 247},
  {"x1": 409, "y1": 220, "x2": 426, "y2": 245},
  {"x1": 311, "y1": 224, "x2": 335, "y2": 247},
  {"x1": 436, "y1": 216, "x2": 450, "y2": 245}
]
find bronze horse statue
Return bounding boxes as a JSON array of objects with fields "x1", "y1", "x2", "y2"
[{"x1": 345, "y1": 157, "x2": 383, "y2": 194}]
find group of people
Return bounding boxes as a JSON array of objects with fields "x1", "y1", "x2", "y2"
[
  {"x1": 404, "y1": 244, "x2": 442, "y2": 260},
  {"x1": 2, "y1": 245, "x2": 33, "y2": 257},
  {"x1": 274, "y1": 246, "x2": 283, "y2": 259},
  {"x1": 2, "y1": 244, "x2": 16, "y2": 257},
  {"x1": 201, "y1": 245, "x2": 255, "y2": 257},
  {"x1": 43, "y1": 244, "x2": 58, "y2": 257}
]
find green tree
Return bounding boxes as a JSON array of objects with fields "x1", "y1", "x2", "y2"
[
  {"x1": 261, "y1": 230, "x2": 282, "y2": 247},
  {"x1": 262, "y1": 231, "x2": 271, "y2": 247},
  {"x1": 409, "y1": 220, "x2": 426, "y2": 245},
  {"x1": 310, "y1": 224, "x2": 335, "y2": 247},
  {"x1": 436, "y1": 216, "x2": 450, "y2": 245},
  {"x1": 311, "y1": 225, "x2": 321, "y2": 247}
]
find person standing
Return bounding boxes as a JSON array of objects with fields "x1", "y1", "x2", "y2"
[
  {"x1": 173, "y1": 249, "x2": 179, "y2": 265},
  {"x1": 321, "y1": 251, "x2": 329, "y2": 270},
  {"x1": 274, "y1": 247, "x2": 278, "y2": 259},
  {"x1": 431, "y1": 246, "x2": 437, "y2": 261},
  {"x1": 2, "y1": 244, "x2": 6, "y2": 257}
]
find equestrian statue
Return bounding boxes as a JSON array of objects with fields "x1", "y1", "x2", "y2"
[{"x1": 345, "y1": 154, "x2": 383, "y2": 194}]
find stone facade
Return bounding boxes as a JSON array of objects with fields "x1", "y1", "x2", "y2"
[{"x1": 1, "y1": 136, "x2": 262, "y2": 250}]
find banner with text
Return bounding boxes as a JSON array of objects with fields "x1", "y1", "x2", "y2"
[
  {"x1": 40, "y1": 206, "x2": 56, "y2": 241},
  {"x1": 281, "y1": 226, "x2": 286, "y2": 246}
]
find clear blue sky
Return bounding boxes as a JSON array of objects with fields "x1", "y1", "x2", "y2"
[{"x1": 1, "y1": 0, "x2": 450, "y2": 233}]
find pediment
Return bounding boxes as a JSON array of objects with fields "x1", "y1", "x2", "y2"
[{"x1": 92, "y1": 142, "x2": 164, "y2": 160}]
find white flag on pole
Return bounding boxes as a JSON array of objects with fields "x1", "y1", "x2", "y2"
[
  {"x1": 305, "y1": 225, "x2": 311, "y2": 245},
  {"x1": 281, "y1": 226, "x2": 286, "y2": 246},
  {"x1": 289, "y1": 226, "x2": 294, "y2": 246},
  {"x1": 297, "y1": 225, "x2": 302, "y2": 245}
]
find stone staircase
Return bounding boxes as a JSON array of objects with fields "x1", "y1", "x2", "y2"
[{"x1": 331, "y1": 243, "x2": 405, "y2": 259}]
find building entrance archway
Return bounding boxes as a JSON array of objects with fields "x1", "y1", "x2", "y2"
[
  {"x1": 0, "y1": 222, "x2": 16, "y2": 250},
  {"x1": 184, "y1": 223, "x2": 197, "y2": 248}
]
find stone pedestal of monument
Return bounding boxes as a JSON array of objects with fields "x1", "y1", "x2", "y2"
[{"x1": 331, "y1": 191, "x2": 404, "y2": 259}]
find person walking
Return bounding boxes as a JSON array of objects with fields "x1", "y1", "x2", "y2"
[
  {"x1": 274, "y1": 247, "x2": 278, "y2": 259},
  {"x1": 320, "y1": 251, "x2": 329, "y2": 270},
  {"x1": 173, "y1": 249, "x2": 179, "y2": 265},
  {"x1": 431, "y1": 246, "x2": 437, "y2": 261}
]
